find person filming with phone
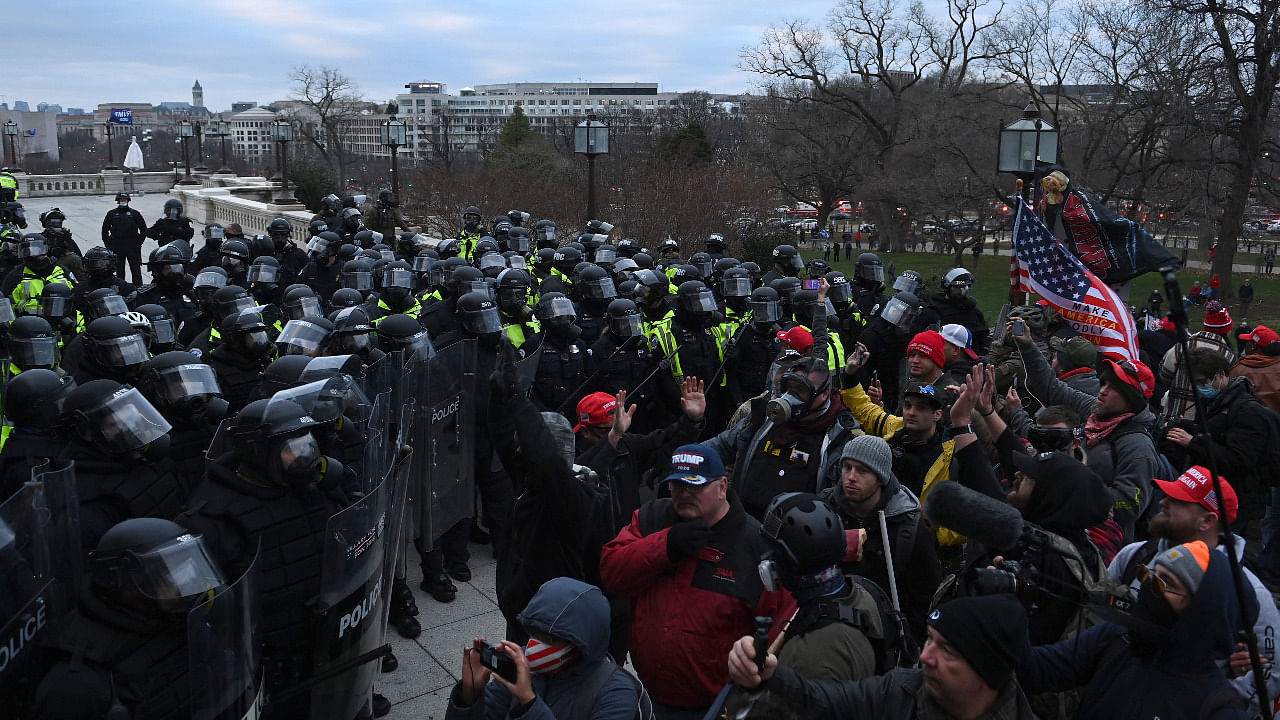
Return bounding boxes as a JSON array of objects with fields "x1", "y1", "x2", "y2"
[{"x1": 450, "y1": 577, "x2": 641, "y2": 720}]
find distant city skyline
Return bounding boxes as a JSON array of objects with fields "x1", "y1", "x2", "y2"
[{"x1": 4, "y1": 0, "x2": 854, "y2": 113}]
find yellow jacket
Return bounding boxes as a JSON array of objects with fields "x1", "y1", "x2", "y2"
[{"x1": 839, "y1": 384, "x2": 963, "y2": 546}]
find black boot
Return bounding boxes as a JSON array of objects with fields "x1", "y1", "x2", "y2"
[
  {"x1": 389, "y1": 580, "x2": 422, "y2": 638},
  {"x1": 372, "y1": 692, "x2": 391, "y2": 718},
  {"x1": 394, "y1": 577, "x2": 420, "y2": 617},
  {"x1": 381, "y1": 651, "x2": 399, "y2": 673},
  {"x1": 420, "y1": 568, "x2": 457, "y2": 603}
]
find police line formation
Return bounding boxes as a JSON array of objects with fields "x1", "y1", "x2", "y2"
[{"x1": 1, "y1": 181, "x2": 1279, "y2": 720}]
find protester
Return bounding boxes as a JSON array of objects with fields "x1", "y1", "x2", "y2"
[{"x1": 1160, "y1": 299, "x2": 1238, "y2": 420}]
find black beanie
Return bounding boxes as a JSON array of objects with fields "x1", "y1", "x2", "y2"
[{"x1": 927, "y1": 594, "x2": 1028, "y2": 690}]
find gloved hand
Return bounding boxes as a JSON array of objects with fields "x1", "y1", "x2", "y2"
[
  {"x1": 490, "y1": 338, "x2": 525, "y2": 400},
  {"x1": 666, "y1": 519, "x2": 713, "y2": 563}
]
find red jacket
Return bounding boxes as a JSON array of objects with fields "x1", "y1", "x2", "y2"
[{"x1": 601, "y1": 497, "x2": 794, "y2": 708}]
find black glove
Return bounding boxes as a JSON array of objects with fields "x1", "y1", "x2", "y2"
[
  {"x1": 490, "y1": 338, "x2": 525, "y2": 400},
  {"x1": 666, "y1": 519, "x2": 713, "y2": 563}
]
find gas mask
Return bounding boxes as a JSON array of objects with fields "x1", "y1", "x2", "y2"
[
  {"x1": 765, "y1": 359, "x2": 832, "y2": 424},
  {"x1": 276, "y1": 432, "x2": 322, "y2": 483}
]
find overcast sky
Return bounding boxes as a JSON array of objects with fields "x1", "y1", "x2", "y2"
[{"x1": 12, "y1": 0, "x2": 841, "y2": 112}]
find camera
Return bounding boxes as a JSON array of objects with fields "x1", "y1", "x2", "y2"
[
  {"x1": 964, "y1": 561, "x2": 1024, "y2": 596},
  {"x1": 477, "y1": 641, "x2": 518, "y2": 682}
]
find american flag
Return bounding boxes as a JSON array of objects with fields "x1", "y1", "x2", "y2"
[{"x1": 1012, "y1": 199, "x2": 1140, "y2": 362}]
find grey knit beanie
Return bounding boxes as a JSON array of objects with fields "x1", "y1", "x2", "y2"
[{"x1": 840, "y1": 434, "x2": 893, "y2": 484}]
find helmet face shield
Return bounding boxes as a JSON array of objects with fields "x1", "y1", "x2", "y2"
[
  {"x1": 462, "y1": 308, "x2": 502, "y2": 334},
  {"x1": 827, "y1": 280, "x2": 853, "y2": 305},
  {"x1": 90, "y1": 294, "x2": 130, "y2": 318},
  {"x1": 194, "y1": 270, "x2": 229, "y2": 291},
  {"x1": 678, "y1": 290, "x2": 718, "y2": 314},
  {"x1": 721, "y1": 276, "x2": 751, "y2": 299},
  {"x1": 153, "y1": 363, "x2": 223, "y2": 407},
  {"x1": 12, "y1": 335, "x2": 58, "y2": 367},
  {"x1": 880, "y1": 295, "x2": 919, "y2": 328},
  {"x1": 580, "y1": 277, "x2": 617, "y2": 301},
  {"x1": 276, "y1": 320, "x2": 331, "y2": 357},
  {"x1": 536, "y1": 297, "x2": 576, "y2": 323},
  {"x1": 608, "y1": 312, "x2": 644, "y2": 338},
  {"x1": 148, "y1": 318, "x2": 177, "y2": 346},
  {"x1": 750, "y1": 299, "x2": 782, "y2": 323},
  {"x1": 285, "y1": 295, "x2": 323, "y2": 321},
  {"x1": 96, "y1": 333, "x2": 151, "y2": 367},
  {"x1": 121, "y1": 533, "x2": 225, "y2": 609},
  {"x1": 86, "y1": 387, "x2": 173, "y2": 452},
  {"x1": 892, "y1": 273, "x2": 921, "y2": 294},
  {"x1": 247, "y1": 264, "x2": 279, "y2": 284},
  {"x1": 40, "y1": 294, "x2": 73, "y2": 319}
]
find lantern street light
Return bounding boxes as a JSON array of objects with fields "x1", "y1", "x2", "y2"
[
  {"x1": 102, "y1": 121, "x2": 119, "y2": 170},
  {"x1": 271, "y1": 119, "x2": 297, "y2": 204},
  {"x1": 176, "y1": 120, "x2": 199, "y2": 185},
  {"x1": 574, "y1": 113, "x2": 610, "y2": 221},
  {"x1": 209, "y1": 116, "x2": 233, "y2": 174},
  {"x1": 3, "y1": 121, "x2": 21, "y2": 172},
  {"x1": 997, "y1": 102, "x2": 1059, "y2": 203},
  {"x1": 380, "y1": 115, "x2": 407, "y2": 202},
  {"x1": 193, "y1": 121, "x2": 208, "y2": 173}
]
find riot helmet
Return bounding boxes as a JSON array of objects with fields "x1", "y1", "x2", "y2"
[
  {"x1": 457, "y1": 292, "x2": 503, "y2": 338},
  {"x1": 658, "y1": 237, "x2": 680, "y2": 259},
  {"x1": 631, "y1": 252, "x2": 654, "y2": 270},
  {"x1": 942, "y1": 267, "x2": 975, "y2": 300},
  {"x1": 327, "y1": 289, "x2": 363, "y2": 312},
  {"x1": 760, "y1": 492, "x2": 846, "y2": 581},
  {"x1": 552, "y1": 246, "x2": 583, "y2": 275},
  {"x1": 87, "y1": 518, "x2": 224, "y2": 615},
  {"x1": 669, "y1": 264, "x2": 700, "y2": 285},
  {"x1": 352, "y1": 229, "x2": 380, "y2": 249},
  {"x1": 85, "y1": 288, "x2": 129, "y2": 321},
  {"x1": 741, "y1": 261, "x2": 763, "y2": 288},
  {"x1": 63, "y1": 380, "x2": 172, "y2": 458},
  {"x1": 892, "y1": 269, "x2": 924, "y2": 296},
  {"x1": 706, "y1": 233, "x2": 728, "y2": 253},
  {"x1": 531, "y1": 248, "x2": 555, "y2": 276},
  {"x1": 689, "y1": 252, "x2": 714, "y2": 280},
  {"x1": 805, "y1": 258, "x2": 831, "y2": 279},
  {"x1": 134, "y1": 303, "x2": 178, "y2": 351},
  {"x1": 276, "y1": 318, "x2": 334, "y2": 358},
  {"x1": 146, "y1": 243, "x2": 186, "y2": 283},
  {"x1": 162, "y1": 198, "x2": 184, "y2": 220},
  {"x1": 450, "y1": 265, "x2": 488, "y2": 299},
  {"x1": 376, "y1": 313, "x2": 434, "y2": 356},
  {"x1": 496, "y1": 268, "x2": 532, "y2": 316},
  {"x1": 616, "y1": 237, "x2": 639, "y2": 257},
  {"x1": 577, "y1": 265, "x2": 617, "y2": 303},
  {"x1": 533, "y1": 219, "x2": 558, "y2": 249},
  {"x1": 247, "y1": 255, "x2": 281, "y2": 288},
  {"x1": 38, "y1": 282, "x2": 74, "y2": 323},
  {"x1": 220, "y1": 309, "x2": 273, "y2": 360},
  {"x1": 282, "y1": 286, "x2": 323, "y2": 321},
  {"x1": 5, "y1": 368, "x2": 75, "y2": 429},
  {"x1": 380, "y1": 262, "x2": 416, "y2": 308},
  {"x1": 675, "y1": 280, "x2": 717, "y2": 327},
  {"x1": 307, "y1": 218, "x2": 328, "y2": 238},
  {"x1": 462, "y1": 205, "x2": 483, "y2": 231},
  {"x1": 791, "y1": 289, "x2": 821, "y2": 328},
  {"x1": 478, "y1": 251, "x2": 508, "y2": 279},
  {"x1": 327, "y1": 308, "x2": 377, "y2": 357},
  {"x1": 853, "y1": 253, "x2": 885, "y2": 290},
  {"x1": 593, "y1": 244, "x2": 617, "y2": 268},
  {"x1": 340, "y1": 258, "x2": 374, "y2": 292},
  {"x1": 506, "y1": 226, "x2": 532, "y2": 253},
  {"x1": 749, "y1": 286, "x2": 783, "y2": 326},
  {"x1": 340, "y1": 207, "x2": 363, "y2": 234},
  {"x1": 213, "y1": 285, "x2": 254, "y2": 320},
  {"x1": 85, "y1": 246, "x2": 117, "y2": 278},
  {"x1": 824, "y1": 271, "x2": 854, "y2": 307},
  {"x1": 39, "y1": 207, "x2": 66, "y2": 229},
  {"x1": 771, "y1": 244, "x2": 804, "y2": 274},
  {"x1": 632, "y1": 268, "x2": 670, "y2": 311},
  {"x1": 606, "y1": 298, "x2": 643, "y2": 338},
  {"x1": 9, "y1": 315, "x2": 59, "y2": 369},
  {"x1": 139, "y1": 351, "x2": 228, "y2": 427},
  {"x1": 879, "y1": 291, "x2": 922, "y2": 329},
  {"x1": 229, "y1": 398, "x2": 325, "y2": 486},
  {"x1": 203, "y1": 223, "x2": 226, "y2": 246},
  {"x1": 219, "y1": 239, "x2": 250, "y2": 274},
  {"x1": 535, "y1": 292, "x2": 578, "y2": 338},
  {"x1": 84, "y1": 316, "x2": 150, "y2": 373},
  {"x1": 720, "y1": 267, "x2": 753, "y2": 305}
]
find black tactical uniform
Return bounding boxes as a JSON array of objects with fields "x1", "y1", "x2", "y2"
[
  {"x1": 101, "y1": 194, "x2": 147, "y2": 284},
  {"x1": 206, "y1": 309, "x2": 273, "y2": 412}
]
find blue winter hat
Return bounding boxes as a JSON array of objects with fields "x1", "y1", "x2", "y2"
[{"x1": 661, "y1": 443, "x2": 725, "y2": 486}]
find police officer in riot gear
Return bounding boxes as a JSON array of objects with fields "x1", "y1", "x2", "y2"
[
  {"x1": 918, "y1": 267, "x2": 989, "y2": 356},
  {"x1": 726, "y1": 286, "x2": 786, "y2": 408},
  {"x1": 856, "y1": 290, "x2": 924, "y2": 412},
  {"x1": 192, "y1": 222, "x2": 226, "y2": 273},
  {"x1": 3, "y1": 233, "x2": 76, "y2": 316},
  {"x1": 267, "y1": 217, "x2": 308, "y2": 287},
  {"x1": 420, "y1": 265, "x2": 484, "y2": 342},
  {"x1": 38, "y1": 206, "x2": 84, "y2": 277},
  {"x1": 495, "y1": 268, "x2": 540, "y2": 356},
  {"x1": 375, "y1": 261, "x2": 422, "y2": 319},
  {"x1": 180, "y1": 398, "x2": 352, "y2": 719},
  {"x1": 460, "y1": 205, "x2": 485, "y2": 260},
  {"x1": 719, "y1": 266, "x2": 753, "y2": 329},
  {"x1": 298, "y1": 231, "x2": 344, "y2": 306},
  {"x1": 147, "y1": 198, "x2": 196, "y2": 251},
  {"x1": 763, "y1": 244, "x2": 804, "y2": 286},
  {"x1": 207, "y1": 308, "x2": 274, "y2": 412},
  {"x1": 530, "y1": 292, "x2": 588, "y2": 417},
  {"x1": 82, "y1": 287, "x2": 130, "y2": 323},
  {"x1": 825, "y1": 270, "x2": 865, "y2": 349},
  {"x1": 7, "y1": 314, "x2": 62, "y2": 375},
  {"x1": 0, "y1": 369, "x2": 74, "y2": 498},
  {"x1": 76, "y1": 246, "x2": 135, "y2": 312},
  {"x1": 616, "y1": 237, "x2": 639, "y2": 258},
  {"x1": 31, "y1": 517, "x2": 225, "y2": 720},
  {"x1": 584, "y1": 298, "x2": 662, "y2": 431},
  {"x1": 327, "y1": 307, "x2": 386, "y2": 363},
  {"x1": 134, "y1": 303, "x2": 181, "y2": 354},
  {"x1": 282, "y1": 285, "x2": 325, "y2": 322},
  {"x1": 61, "y1": 379, "x2": 182, "y2": 548},
  {"x1": 574, "y1": 264, "x2": 616, "y2": 347},
  {"x1": 632, "y1": 268, "x2": 674, "y2": 330},
  {"x1": 651, "y1": 280, "x2": 726, "y2": 424},
  {"x1": 101, "y1": 192, "x2": 147, "y2": 284},
  {"x1": 128, "y1": 244, "x2": 197, "y2": 325},
  {"x1": 137, "y1": 351, "x2": 229, "y2": 494},
  {"x1": 37, "y1": 281, "x2": 79, "y2": 341},
  {"x1": 65, "y1": 315, "x2": 151, "y2": 386},
  {"x1": 851, "y1": 252, "x2": 887, "y2": 315},
  {"x1": 705, "y1": 232, "x2": 729, "y2": 260}
]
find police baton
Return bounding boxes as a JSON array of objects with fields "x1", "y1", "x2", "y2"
[
  {"x1": 705, "y1": 323, "x2": 747, "y2": 390},
  {"x1": 267, "y1": 643, "x2": 393, "y2": 705},
  {"x1": 554, "y1": 334, "x2": 640, "y2": 414},
  {"x1": 624, "y1": 341, "x2": 682, "y2": 398}
]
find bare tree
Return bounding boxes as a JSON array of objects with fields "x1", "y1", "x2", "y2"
[{"x1": 286, "y1": 65, "x2": 367, "y2": 183}]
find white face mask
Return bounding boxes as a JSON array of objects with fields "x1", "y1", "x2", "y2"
[{"x1": 118, "y1": 202, "x2": 129, "y2": 208}]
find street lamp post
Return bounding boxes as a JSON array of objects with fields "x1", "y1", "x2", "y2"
[
  {"x1": 271, "y1": 119, "x2": 297, "y2": 204},
  {"x1": 574, "y1": 113, "x2": 610, "y2": 221},
  {"x1": 103, "y1": 122, "x2": 119, "y2": 170},
  {"x1": 997, "y1": 102, "x2": 1059, "y2": 205},
  {"x1": 380, "y1": 115, "x2": 407, "y2": 202},
  {"x1": 210, "y1": 117, "x2": 233, "y2": 174},
  {"x1": 176, "y1": 120, "x2": 199, "y2": 185},
  {"x1": 193, "y1": 121, "x2": 208, "y2": 173},
  {"x1": 3, "y1": 121, "x2": 21, "y2": 172}
]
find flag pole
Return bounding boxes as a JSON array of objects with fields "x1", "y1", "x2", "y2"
[{"x1": 1009, "y1": 179, "x2": 1026, "y2": 307}]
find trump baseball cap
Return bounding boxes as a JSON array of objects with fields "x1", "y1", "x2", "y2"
[
  {"x1": 662, "y1": 443, "x2": 725, "y2": 486},
  {"x1": 573, "y1": 392, "x2": 617, "y2": 433},
  {"x1": 1155, "y1": 465, "x2": 1238, "y2": 524}
]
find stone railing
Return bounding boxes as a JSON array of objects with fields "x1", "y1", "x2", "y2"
[
  {"x1": 16, "y1": 170, "x2": 184, "y2": 198},
  {"x1": 170, "y1": 184, "x2": 314, "y2": 237}
]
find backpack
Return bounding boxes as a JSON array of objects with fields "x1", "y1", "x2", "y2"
[
  {"x1": 785, "y1": 574, "x2": 918, "y2": 675},
  {"x1": 570, "y1": 656, "x2": 654, "y2": 720}
]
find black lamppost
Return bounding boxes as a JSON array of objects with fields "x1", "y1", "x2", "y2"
[
  {"x1": 997, "y1": 102, "x2": 1059, "y2": 204},
  {"x1": 380, "y1": 115, "x2": 407, "y2": 201},
  {"x1": 193, "y1": 120, "x2": 209, "y2": 173},
  {"x1": 210, "y1": 117, "x2": 232, "y2": 174},
  {"x1": 103, "y1": 121, "x2": 119, "y2": 170},
  {"x1": 271, "y1": 119, "x2": 297, "y2": 204},
  {"x1": 3, "y1": 121, "x2": 21, "y2": 172},
  {"x1": 177, "y1": 120, "x2": 199, "y2": 185},
  {"x1": 574, "y1": 113, "x2": 610, "y2": 220}
]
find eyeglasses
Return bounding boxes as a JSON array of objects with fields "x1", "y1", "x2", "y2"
[{"x1": 1136, "y1": 564, "x2": 1186, "y2": 598}]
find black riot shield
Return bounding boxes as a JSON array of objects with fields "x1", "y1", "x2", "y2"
[
  {"x1": 189, "y1": 550, "x2": 263, "y2": 720},
  {"x1": 0, "y1": 460, "x2": 80, "y2": 713},
  {"x1": 309, "y1": 459, "x2": 408, "y2": 720},
  {"x1": 514, "y1": 342, "x2": 543, "y2": 390},
  {"x1": 414, "y1": 339, "x2": 477, "y2": 549}
]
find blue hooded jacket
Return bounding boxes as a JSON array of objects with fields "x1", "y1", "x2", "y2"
[
  {"x1": 1019, "y1": 548, "x2": 1258, "y2": 719},
  {"x1": 447, "y1": 577, "x2": 638, "y2": 720}
]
